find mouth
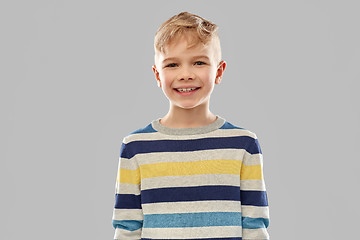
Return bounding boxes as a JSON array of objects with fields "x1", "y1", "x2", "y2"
[
  {"x1": 174, "y1": 87, "x2": 201, "y2": 92},
  {"x1": 173, "y1": 87, "x2": 201, "y2": 96}
]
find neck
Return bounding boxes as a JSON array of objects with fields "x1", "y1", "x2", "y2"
[{"x1": 160, "y1": 104, "x2": 217, "y2": 128}]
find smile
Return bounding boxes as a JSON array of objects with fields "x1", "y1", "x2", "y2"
[{"x1": 174, "y1": 87, "x2": 200, "y2": 96}]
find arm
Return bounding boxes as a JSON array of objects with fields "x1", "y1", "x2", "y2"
[
  {"x1": 240, "y1": 135, "x2": 270, "y2": 239},
  {"x1": 112, "y1": 140, "x2": 143, "y2": 239}
]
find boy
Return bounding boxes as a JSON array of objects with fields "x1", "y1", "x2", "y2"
[{"x1": 112, "y1": 11, "x2": 270, "y2": 239}]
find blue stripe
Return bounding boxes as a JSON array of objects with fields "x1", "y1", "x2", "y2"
[
  {"x1": 112, "y1": 219, "x2": 143, "y2": 230},
  {"x1": 130, "y1": 123, "x2": 157, "y2": 134},
  {"x1": 129, "y1": 120, "x2": 245, "y2": 136},
  {"x1": 128, "y1": 121, "x2": 245, "y2": 135},
  {"x1": 122, "y1": 136, "x2": 259, "y2": 159},
  {"x1": 143, "y1": 212, "x2": 242, "y2": 228},
  {"x1": 119, "y1": 142, "x2": 126, "y2": 156},
  {"x1": 114, "y1": 193, "x2": 142, "y2": 209},
  {"x1": 242, "y1": 217, "x2": 269, "y2": 229},
  {"x1": 241, "y1": 190, "x2": 268, "y2": 206},
  {"x1": 142, "y1": 185, "x2": 240, "y2": 204},
  {"x1": 249, "y1": 138, "x2": 262, "y2": 154},
  {"x1": 220, "y1": 121, "x2": 245, "y2": 130}
]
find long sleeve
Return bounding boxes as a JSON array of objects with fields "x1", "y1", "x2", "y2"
[
  {"x1": 240, "y1": 135, "x2": 270, "y2": 239},
  {"x1": 112, "y1": 141, "x2": 143, "y2": 239}
]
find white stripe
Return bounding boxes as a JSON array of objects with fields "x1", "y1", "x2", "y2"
[
  {"x1": 114, "y1": 227, "x2": 142, "y2": 239},
  {"x1": 141, "y1": 225, "x2": 242, "y2": 239},
  {"x1": 242, "y1": 228, "x2": 270, "y2": 239},
  {"x1": 124, "y1": 127, "x2": 257, "y2": 143},
  {"x1": 117, "y1": 156, "x2": 139, "y2": 170},
  {"x1": 141, "y1": 174, "x2": 240, "y2": 190},
  {"x1": 142, "y1": 200, "x2": 241, "y2": 214},
  {"x1": 112, "y1": 208, "x2": 143, "y2": 221},
  {"x1": 241, "y1": 205, "x2": 270, "y2": 219},
  {"x1": 115, "y1": 182, "x2": 140, "y2": 194},
  {"x1": 136, "y1": 148, "x2": 246, "y2": 164},
  {"x1": 243, "y1": 152, "x2": 263, "y2": 165},
  {"x1": 240, "y1": 179, "x2": 266, "y2": 191}
]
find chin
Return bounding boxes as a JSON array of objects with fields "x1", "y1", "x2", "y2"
[{"x1": 175, "y1": 103, "x2": 200, "y2": 109}]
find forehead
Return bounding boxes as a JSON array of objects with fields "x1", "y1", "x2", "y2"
[{"x1": 161, "y1": 35, "x2": 213, "y2": 60}]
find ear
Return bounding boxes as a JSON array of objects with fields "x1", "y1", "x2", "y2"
[
  {"x1": 215, "y1": 60, "x2": 226, "y2": 84},
  {"x1": 152, "y1": 65, "x2": 161, "y2": 88}
]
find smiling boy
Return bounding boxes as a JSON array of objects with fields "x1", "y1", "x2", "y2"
[
  {"x1": 152, "y1": 22, "x2": 226, "y2": 128},
  {"x1": 112, "y1": 12, "x2": 270, "y2": 239}
]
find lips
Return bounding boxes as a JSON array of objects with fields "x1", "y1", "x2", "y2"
[
  {"x1": 174, "y1": 87, "x2": 201, "y2": 92},
  {"x1": 174, "y1": 86, "x2": 200, "y2": 89},
  {"x1": 174, "y1": 87, "x2": 201, "y2": 96}
]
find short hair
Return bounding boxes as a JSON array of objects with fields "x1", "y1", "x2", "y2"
[{"x1": 154, "y1": 11, "x2": 222, "y2": 66}]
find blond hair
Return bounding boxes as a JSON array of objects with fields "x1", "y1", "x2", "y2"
[{"x1": 154, "y1": 12, "x2": 221, "y2": 66}]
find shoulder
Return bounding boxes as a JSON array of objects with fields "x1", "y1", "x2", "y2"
[
  {"x1": 121, "y1": 121, "x2": 157, "y2": 144},
  {"x1": 221, "y1": 119, "x2": 261, "y2": 153},
  {"x1": 118, "y1": 121, "x2": 157, "y2": 158},
  {"x1": 221, "y1": 119, "x2": 258, "y2": 140}
]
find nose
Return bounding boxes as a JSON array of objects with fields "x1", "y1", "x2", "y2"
[{"x1": 179, "y1": 65, "x2": 195, "y2": 80}]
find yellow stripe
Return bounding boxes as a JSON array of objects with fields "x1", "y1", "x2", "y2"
[
  {"x1": 116, "y1": 160, "x2": 262, "y2": 182},
  {"x1": 240, "y1": 165, "x2": 263, "y2": 180},
  {"x1": 141, "y1": 159, "x2": 241, "y2": 179},
  {"x1": 116, "y1": 168, "x2": 141, "y2": 184}
]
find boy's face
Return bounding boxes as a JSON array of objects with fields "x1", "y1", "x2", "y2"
[{"x1": 152, "y1": 34, "x2": 226, "y2": 111}]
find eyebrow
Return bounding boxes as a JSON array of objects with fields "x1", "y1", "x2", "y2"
[{"x1": 162, "y1": 55, "x2": 210, "y2": 63}]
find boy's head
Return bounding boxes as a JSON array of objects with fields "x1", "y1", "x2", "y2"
[
  {"x1": 153, "y1": 12, "x2": 222, "y2": 68},
  {"x1": 152, "y1": 12, "x2": 226, "y2": 111}
]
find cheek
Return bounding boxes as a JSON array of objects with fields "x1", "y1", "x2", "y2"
[
  {"x1": 160, "y1": 75, "x2": 173, "y2": 90},
  {"x1": 199, "y1": 71, "x2": 213, "y2": 83},
  {"x1": 160, "y1": 72, "x2": 174, "y2": 85},
  {"x1": 159, "y1": 71, "x2": 169, "y2": 80}
]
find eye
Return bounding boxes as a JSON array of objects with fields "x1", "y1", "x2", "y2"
[
  {"x1": 166, "y1": 63, "x2": 177, "y2": 68},
  {"x1": 195, "y1": 61, "x2": 206, "y2": 65}
]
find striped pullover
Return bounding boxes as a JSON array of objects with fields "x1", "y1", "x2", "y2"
[{"x1": 112, "y1": 115, "x2": 270, "y2": 239}]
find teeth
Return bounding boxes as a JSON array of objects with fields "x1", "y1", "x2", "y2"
[{"x1": 177, "y1": 88, "x2": 197, "y2": 92}]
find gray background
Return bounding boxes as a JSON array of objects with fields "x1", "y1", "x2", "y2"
[{"x1": 1, "y1": 0, "x2": 359, "y2": 239}]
